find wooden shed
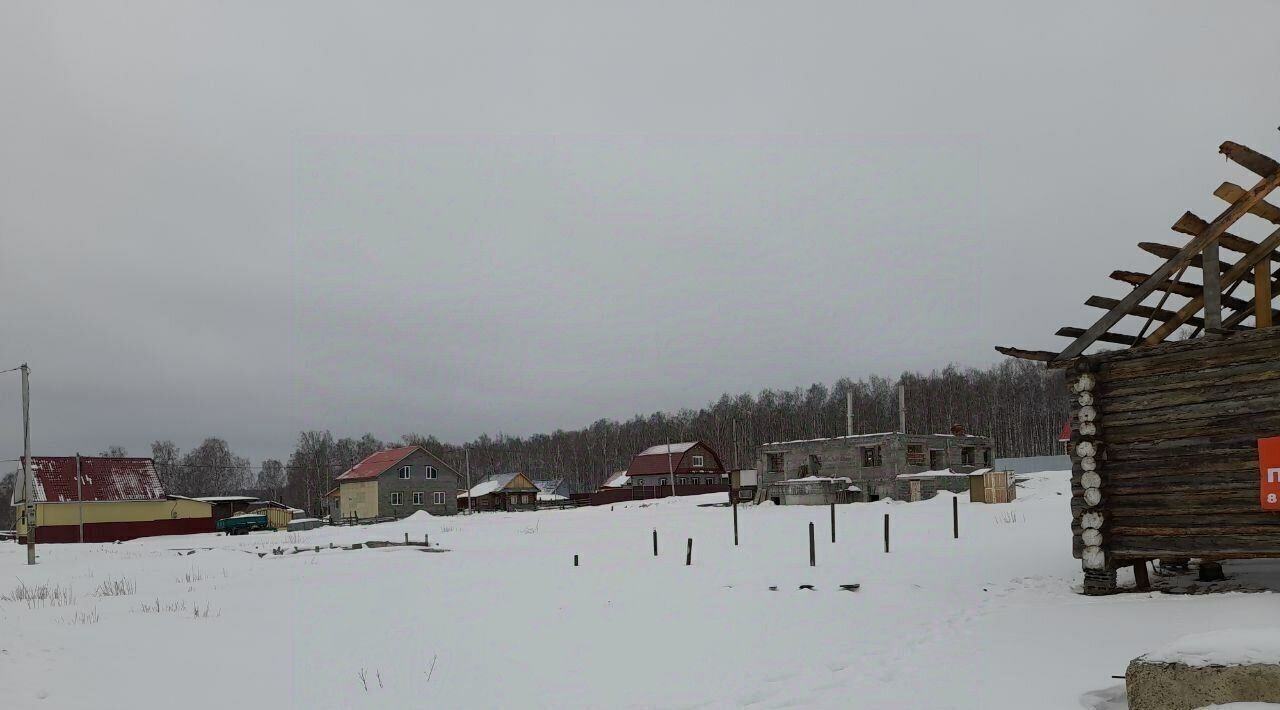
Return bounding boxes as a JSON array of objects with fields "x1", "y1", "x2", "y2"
[
  {"x1": 969, "y1": 469, "x2": 1016, "y2": 504},
  {"x1": 997, "y1": 139, "x2": 1280, "y2": 595}
]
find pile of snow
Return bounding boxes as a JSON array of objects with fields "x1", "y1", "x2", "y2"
[{"x1": 1140, "y1": 629, "x2": 1280, "y2": 667}]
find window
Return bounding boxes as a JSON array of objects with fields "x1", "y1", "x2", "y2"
[
  {"x1": 399, "y1": 466, "x2": 411, "y2": 479},
  {"x1": 432, "y1": 491, "x2": 446, "y2": 505},
  {"x1": 983, "y1": 449, "x2": 993, "y2": 466},
  {"x1": 659, "y1": 478, "x2": 667, "y2": 486},
  {"x1": 390, "y1": 492, "x2": 403, "y2": 506},
  {"x1": 678, "y1": 477, "x2": 687, "y2": 485},
  {"x1": 906, "y1": 445, "x2": 925, "y2": 466},
  {"x1": 929, "y1": 449, "x2": 945, "y2": 469},
  {"x1": 808, "y1": 454, "x2": 822, "y2": 473},
  {"x1": 861, "y1": 446, "x2": 883, "y2": 468},
  {"x1": 704, "y1": 478, "x2": 713, "y2": 485},
  {"x1": 691, "y1": 455, "x2": 704, "y2": 468},
  {"x1": 961, "y1": 447, "x2": 976, "y2": 466},
  {"x1": 425, "y1": 466, "x2": 437, "y2": 479},
  {"x1": 412, "y1": 492, "x2": 424, "y2": 505},
  {"x1": 738, "y1": 489, "x2": 752, "y2": 500},
  {"x1": 767, "y1": 453, "x2": 784, "y2": 473}
]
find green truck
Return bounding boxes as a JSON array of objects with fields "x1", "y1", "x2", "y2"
[{"x1": 216, "y1": 513, "x2": 269, "y2": 535}]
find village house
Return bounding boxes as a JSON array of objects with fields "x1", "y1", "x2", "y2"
[
  {"x1": 996, "y1": 138, "x2": 1280, "y2": 595},
  {"x1": 460, "y1": 472, "x2": 541, "y2": 512},
  {"x1": 12, "y1": 455, "x2": 214, "y2": 543},
  {"x1": 334, "y1": 445, "x2": 460, "y2": 519},
  {"x1": 624, "y1": 442, "x2": 727, "y2": 488},
  {"x1": 756, "y1": 428, "x2": 995, "y2": 503}
]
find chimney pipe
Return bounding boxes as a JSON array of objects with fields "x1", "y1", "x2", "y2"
[
  {"x1": 846, "y1": 391, "x2": 853, "y2": 437},
  {"x1": 898, "y1": 383, "x2": 906, "y2": 434}
]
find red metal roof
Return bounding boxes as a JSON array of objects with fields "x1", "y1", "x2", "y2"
[
  {"x1": 26, "y1": 456, "x2": 165, "y2": 503},
  {"x1": 334, "y1": 446, "x2": 420, "y2": 482},
  {"x1": 625, "y1": 441, "x2": 726, "y2": 477}
]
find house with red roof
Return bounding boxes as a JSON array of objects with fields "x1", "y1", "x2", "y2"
[
  {"x1": 625, "y1": 441, "x2": 728, "y2": 488},
  {"x1": 334, "y1": 445, "x2": 460, "y2": 520},
  {"x1": 12, "y1": 455, "x2": 215, "y2": 543}
]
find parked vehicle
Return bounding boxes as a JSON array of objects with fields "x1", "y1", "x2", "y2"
[{"x1": 216, "y1": 513, "x2": 269, "y2": 535}]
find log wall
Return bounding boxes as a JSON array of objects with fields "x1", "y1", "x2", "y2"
[{"x1": 1069, "y1": 327, "x2": 1280, "y2": 586}]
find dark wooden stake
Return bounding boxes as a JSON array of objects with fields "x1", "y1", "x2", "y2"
[
  {"x1": 830, "y1": 503, "x2": 836, "y2": 543},
  {"x1": 686, "y1": 538, "x2": 693, "y2": 566},
  {"x1": 732, "y1": 501, "x2": 739, "y2": 546},
  {"x1": 574, "y1": 554, "x2": 579, "y2": 567},
  {"x1": 425, "y1": 533, "x2": 429, "y2": 546},
  {"x1": 952, "y1": 496, "x2": 959, "y2": 539},
  {"x1": 809, "y1": 522, "x2": 816, "y2": 567},
  {"x1": 1133, "y1": 561, "x2": 1151, "y2": 591},
  {"x1": 883, "y1": 513, "x2": 890, "y2": 553},
  {"x1": 405, "y1": 532, "x2": 409, "y2": 544},
  {"x1": 653, "y1": 529, "x2": 658, "y2": 557}
]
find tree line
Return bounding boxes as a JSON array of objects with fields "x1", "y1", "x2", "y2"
[{"x1": 3, "y1": 359, "x2": 1066, "y2": 523}]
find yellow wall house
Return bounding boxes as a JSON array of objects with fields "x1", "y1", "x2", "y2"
[{"x1": 13, "y1": 456, "x2": 214, "y2": 543}]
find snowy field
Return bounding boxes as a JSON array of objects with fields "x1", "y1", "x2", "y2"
[{"x1": 1, "y1": 471, "x2": 1276, "y2": 710}]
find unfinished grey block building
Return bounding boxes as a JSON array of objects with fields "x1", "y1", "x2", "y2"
[{"x1": 755, "y1": 429, "x2": 995, "y2": 503}]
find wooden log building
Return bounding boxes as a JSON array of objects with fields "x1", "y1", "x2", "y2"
[{"x1": 997, "y1": 138, "x2": 1280, "y2": 595}]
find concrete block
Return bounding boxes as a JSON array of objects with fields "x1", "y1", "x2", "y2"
[{"x1": 1126, "y1": 660, "x2": 1280, "y2": 710}]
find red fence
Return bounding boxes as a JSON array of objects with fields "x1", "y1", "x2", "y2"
[{"x1": 590, "y1": 484, "x2": 729, "y2": 506}]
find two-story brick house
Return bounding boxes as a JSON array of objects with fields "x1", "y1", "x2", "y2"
[
  {"x1": 335, "y1": 445, "x2": 460, "y2": 519},
  {"x1": 625, "y1": 441, "x2": 727, "y2": 487}
]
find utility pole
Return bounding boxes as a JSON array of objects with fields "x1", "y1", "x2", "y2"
[
  {"x1": 21, "y1": 363, "x2": 35, "y2": 565},
  {"x1": 666, "y1": 439, "x2": 675, "y2": 497},
  {"x1": 465, "y1": 448, "x2": 473, "y2": 514}
]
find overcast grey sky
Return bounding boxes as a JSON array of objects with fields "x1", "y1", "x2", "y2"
[{"x1": 2, "y1": 1, "x2": 1279, "y2": 463}]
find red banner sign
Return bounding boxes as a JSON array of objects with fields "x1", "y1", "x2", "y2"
[{"x1": 1260, "y1": 437, "x2": 1280, "y2": 511}]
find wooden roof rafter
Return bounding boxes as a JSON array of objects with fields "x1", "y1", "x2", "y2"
[{"x1": 995, "y1": 139, "x2": 1280, "y2": 365}]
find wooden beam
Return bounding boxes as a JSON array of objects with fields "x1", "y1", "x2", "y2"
[
  {"x1": 1222, "y1": 274, "x2": 1280, "y2": 330},
  {"x1": 1214, "y1": 182, "x2": 1280, "y2": 224},
  {"x1": 1143, "y1": 226, "x2": 1280, "y2": 345},
  {"x1": 1055, "y1": 327, "x2": 1138, "y2": 346},
  {"x1": 1203, "y1": 242, "x2": 1223, "y2": 330},
  {"x1": 994, "y1": 346, "x2": 1058, "y2": 362},
  {"x1": 1109, "y1": 270, "x2": 1253, "y2": 311},
  {"x1": 1257, "y1": 262, "x2": 1274, "y2": 328},
  {"x1": 1138, "y1": 242, "x2": 1234, "y2": 273},
  {"x1": 1169, "y1": 212, "x2": 1269, "y2": 257},
  {"x1": 1084, "y1": 295, "x2": 1211, "y2": 330},
  {"x1": 1221, "y1": 141, "x2": 1280, "y2": 179},
  {"x1": 1054, "y1": 153, "x2": 1280, "y2": 362}
]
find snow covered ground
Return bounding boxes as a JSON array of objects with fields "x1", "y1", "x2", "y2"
[{"x1": 1, "y1": 470, "x2": 1276, "y2": 709}]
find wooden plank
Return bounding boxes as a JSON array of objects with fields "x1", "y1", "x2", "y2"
[
  {"x1": 1142, "y1": 226, "x2": 1280, "y2": 344},
  {"x1": 1258, "y1": 261, "x2": 1274, "y2": 328},
  {"x1": 1109, "y1": 270, "x2": 1253, "y2": 311},
  {"x1": 1138, "y1": 242, "x2": 1234, "y2": 272},
  {"x1": 1222, "y1": 140, "x2": 1280, "y2": 179},
  {"x1": 1055, "y1": 327, "x2": 1136, "y2": 346},
  {"x1": 1203, "y1": 242, "x2": 1223, "y2": 330},
  {"x1": 1056, "y1": 152, "x2": 1280, "y2": 361},
  {"x1": 993, "y1": 346, "x2": 1058, "y2": 362},
  {"x1": 1214, "y1": 182, "x2": 1280, "y2": 224},
  {"x1": 1085, "y1": 295, "x2": 1211, "y2": 330}
]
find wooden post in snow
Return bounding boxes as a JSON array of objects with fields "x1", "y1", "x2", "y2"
[
  {"x1": 686, "y1": 538, "x2": 693, "y2": 566},
  {"x1": 1133, "y1": 561, "x2": 1151, "y2": 592},
  {"x1": 732, "y1": 500, "x2": 739, "y2": 546},
  {"x1": 574, "y1": 554, "x2": 579, "y2": 567},
  {"x1": 830, "y1": 503, "x2": 836, "y2": 543},
  {"x1": 653, "y1": 529, "x2": 658, "y2": 557},
  {"x1": 809, "y1": 522, "x2": 816, "y2": 567},
  {"x1": 952, "y1": 496, "x2": 959, "y2": 539},
  {"x1": 883, "y1": 514, "x2": 890, "y2": 553}
]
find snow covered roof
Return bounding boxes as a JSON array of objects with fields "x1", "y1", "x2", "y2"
[
  {"x1": 335, "y1": 446, "x2": 420, "y2": 482},
  {"x1": 896, "y1": 470, "x2": 972, "y2": 479},
  {"x1": 533, "y1": 478, "x2": 564, "y2": 494},
  {"x1": 637, "y1": 442, "x2": 698, "y2": 456},
  {"x1": 627, "y1": 441, "x2": 725, "y2": 477},
  {"x1": 601, "y1": 470, "x2": 630, "y2": 488},
  {"x1": 195, "y1": 495, "x2": 259, "y2": 503},
  {"x1": 460, "y1": 472, "x2": 534, "y2": 498},
  {"x1": 537, "y1": 493, "x2": 567, "y2": 501},
  {"x1": 762, "y1": 432, "x2": 990, "y2": 446},
  {"x1": 21, "y1": 456, "x2": 166, "y2": 503},
  {"x1": 784, "y1": 475, "x2": 852, "y2": 483}
]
